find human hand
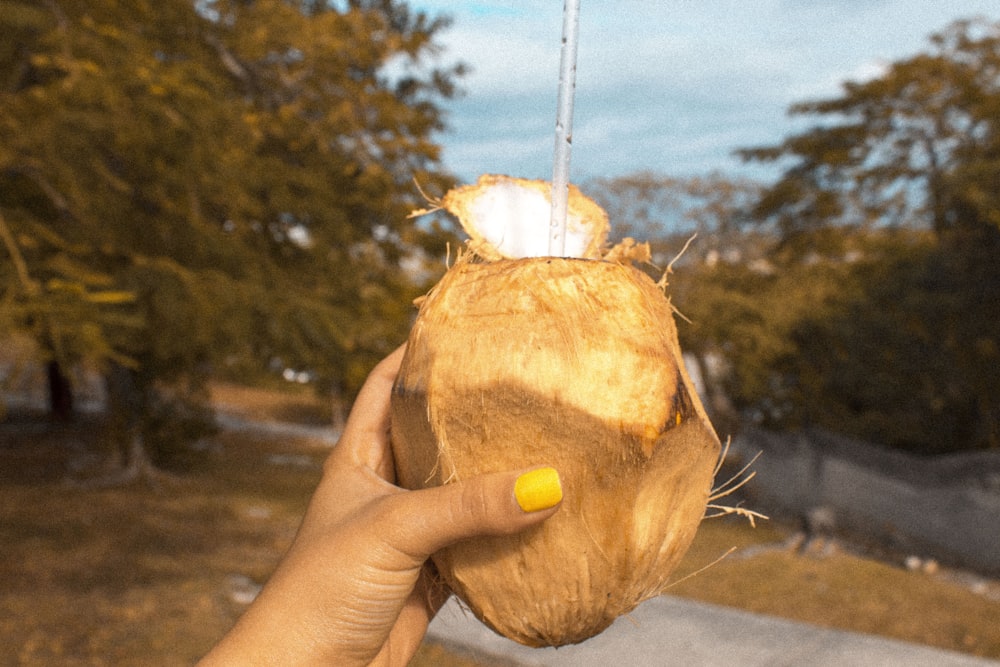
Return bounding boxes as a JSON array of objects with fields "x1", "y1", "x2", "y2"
[{"x1": 200, "y1": 345, "x2": 563, "y2": 666}]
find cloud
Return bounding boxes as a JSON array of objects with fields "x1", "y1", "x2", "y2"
[
  {"x1": 415, "y1": 1, "x2": 998, "y2": 182},
  {"x1": 449, "y1": 27, "x2": 557, "y2": 97}
]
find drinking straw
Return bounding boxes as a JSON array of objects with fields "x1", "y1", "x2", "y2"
[{"x1": 549, "y1": 0, "x2": 581, "y2": 257}]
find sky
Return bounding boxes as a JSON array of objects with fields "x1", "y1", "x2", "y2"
[{"x1": 406, "y1": 1, "x2": 997, "y2": 185}]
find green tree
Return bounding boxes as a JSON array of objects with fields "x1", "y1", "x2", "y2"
[
  {"x1": 587, "y1": 171, "x2": 764, "y2": 266},
  {"x1": 0, "y1": 0, "x2": 459, "y2": 475},
  {"x1": 742, "y1": 17, "x2": 1000, "y2": 238},
  {"x1": 780, "y1": 230, "x2": 999, "y2": 454},
  {"x1": 739, "y1": 17, "x2": 1000, "y2": 452}
]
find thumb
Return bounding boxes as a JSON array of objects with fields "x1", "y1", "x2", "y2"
[{"x1": 385, "y1": 467, "x2": 563, "y2": 560}]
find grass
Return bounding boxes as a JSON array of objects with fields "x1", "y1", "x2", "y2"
[
  {"x1": 0, "y1": 415, "x2": 319, "y2": 665},
  {"x1": 1, "y1": 388, "x2": 998, "y2": 665},
  {"x1": 668, "y1": 518, "x2": 1000, "y2": 657}
]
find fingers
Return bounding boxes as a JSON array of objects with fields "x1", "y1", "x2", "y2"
[
  {"x1": 341, "y1": 344, "x2": 406, "y2": 442},
  {"x1": 332, "y1": 346, "x2": 563, "y2": 574},
  {"x1": 335, "y1": 344, "x2": 406, "y2": 475},
  {"x1": 380, "y1": 467, "x2": 563, "y2": 561}
]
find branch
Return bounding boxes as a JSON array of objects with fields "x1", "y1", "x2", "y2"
[
  {"x1": 18, "y1": 164, "x2": 72, "y2": 214},
  {"x1": 0, "y1": 208, "x2": 40, "y2": 296},
  {"x1": 204, "y1": 33, "x2": 250, "y2": 84}
]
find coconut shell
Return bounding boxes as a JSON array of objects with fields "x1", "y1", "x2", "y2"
[{"x1": 390, "y1": 255, "x2": 720, "y2": 647}]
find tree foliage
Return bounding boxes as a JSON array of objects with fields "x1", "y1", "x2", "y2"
[
  {"x1": 741, "y1": 17, "x2": 1000, "y2": 239},
  {"x1": 587, "y1": 171, "x2": 764, "y2": 266},
  {"x1": 0, "y1": 0, "x2": 459, "y2": 462},
  {"x1": 781, "y1": 232, "x2": 1000, "y2": 453},
  {"x1": 737, "y1": 17, "x2": 1000, "y2": 452}
]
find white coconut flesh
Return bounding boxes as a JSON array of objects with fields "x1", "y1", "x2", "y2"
[
  {"x1": 465, "y1": 180, "x2": 587, "y2": 257},
  {"x1": 441, "y1": 174, "x2": 611, "y2": 260}
]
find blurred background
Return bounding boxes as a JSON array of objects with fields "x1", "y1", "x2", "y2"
[{"x1": 1, "y1": 1, "x2": 998, "y2": 664}]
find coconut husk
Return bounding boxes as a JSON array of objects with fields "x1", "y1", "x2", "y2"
[{"x1": 391, "y1": 254, "x2": 720, "y2": 647}]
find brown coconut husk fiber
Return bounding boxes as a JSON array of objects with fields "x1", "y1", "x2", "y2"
[{"x1": 391, "y1": 251, "x2": 721, "y2": 647}]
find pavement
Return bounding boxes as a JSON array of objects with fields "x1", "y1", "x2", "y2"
[{"x1": 427, "y1": 595, "x2": 1000, "y2": 666}]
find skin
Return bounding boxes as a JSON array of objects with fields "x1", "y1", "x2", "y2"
[{"x1": 200, "y1": 346, "x2": 561, "y2": 666}]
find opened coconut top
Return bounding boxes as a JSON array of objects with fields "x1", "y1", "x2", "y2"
[{"x1": 414, "y1": 174, "x2": 651, "y2": 264}]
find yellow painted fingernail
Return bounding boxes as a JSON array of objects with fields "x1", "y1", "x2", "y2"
[{"x1": 514, "y1": 467, "x2": 562, "y2": 513}]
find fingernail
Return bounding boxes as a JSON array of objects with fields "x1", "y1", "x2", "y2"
[{"x1": 514, "y1": 467, "x2": 563, "y2": 513}]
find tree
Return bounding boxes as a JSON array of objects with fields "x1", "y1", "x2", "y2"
[
  {"x1": 779, "y1": 230, "x2": 998, "y2": 454},
  {"x1": 587, "y1": 171, "x2": 764, "y2": 265},
  {"x1": 0, "y1": 0, "x2": 460, "y2": 476},
  {"x1": 741, "y1": 18, "x2": 1000, "y2": 239},
  {"x1": 738, "y1": 17, "x2": 1000, "y2": 452}
]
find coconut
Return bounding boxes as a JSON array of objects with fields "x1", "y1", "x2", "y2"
[{"x1": 391, "y1": 175, "x2": 720, "y2": 647}]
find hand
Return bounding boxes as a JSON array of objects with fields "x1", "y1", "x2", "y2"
[{"x1": 200, "y1": 345, "x2": 562, "y2": 666}]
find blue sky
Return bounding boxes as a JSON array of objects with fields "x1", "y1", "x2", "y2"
[{"x1": 407, "y1": 1, "x2": 997, "y2": 184}]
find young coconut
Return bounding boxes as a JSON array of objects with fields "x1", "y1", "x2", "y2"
[{"x1": 391, "y1": 174, "x2": 720, "y2": 647}]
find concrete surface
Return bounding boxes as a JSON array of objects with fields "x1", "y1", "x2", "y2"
[{"x1": 427, "y1": 595, "x2": 1000, "y2": 666}]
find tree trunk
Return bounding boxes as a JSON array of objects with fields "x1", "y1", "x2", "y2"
[
  {"x1": 689, "y1": 351, "x2": 738, "y2": 432},
  {"x1": 120, "y1": 430, "x2": 157, "y2": 481},
  {"x1": 46, "y1": 359, "x2": 74, "y2": 420},
  {"x1": 86, "y1": 362, "x2": 165, "y2": 486}
]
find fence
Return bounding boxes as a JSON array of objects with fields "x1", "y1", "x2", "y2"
[{"x1": 730, "y1": 427, "x2": 1000, "y2": 574}]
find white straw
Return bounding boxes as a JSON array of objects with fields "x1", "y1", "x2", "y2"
[{"x1": 549, "y1": 0, "x2": 581, "y2": 257}]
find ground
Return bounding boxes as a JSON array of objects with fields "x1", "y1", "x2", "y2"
[{"x1": 1, "y1": 386, "x2": 998, "y2": 665}]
